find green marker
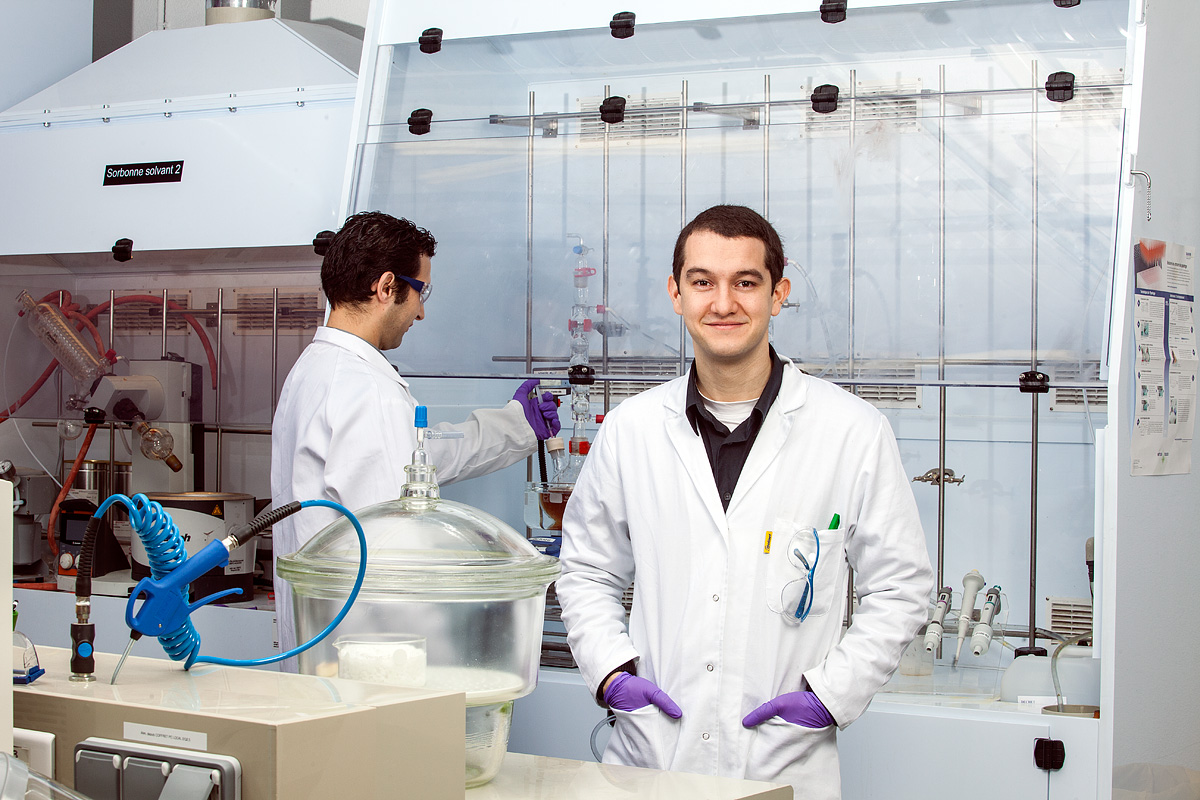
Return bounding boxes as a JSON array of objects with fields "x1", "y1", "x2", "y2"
[{"x1": 828, "y1": 513, "x2": 840, "y2": 530}]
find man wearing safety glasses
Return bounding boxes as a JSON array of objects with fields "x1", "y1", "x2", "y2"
[
  {"x1": 558, "y1": 205, "x2": 933, "y2": 799},
  {"x1": 271, "y1": 211, "x2": 560, "y2": 666}
]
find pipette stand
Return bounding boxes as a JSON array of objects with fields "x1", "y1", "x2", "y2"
[{"x1": 881, "y1": 590, "x2": 1010, "y2": 698}]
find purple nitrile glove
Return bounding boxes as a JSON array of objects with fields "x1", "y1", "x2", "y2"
[
  {"x1": 742, "y1": 690, "x2": 835, "y2": 729},
  {"x1": 604, "y1": 672, "x2": 683, "y2": 719},
  {"x1": 514, "y1": 379, "x2": 561, "y2": 440}
]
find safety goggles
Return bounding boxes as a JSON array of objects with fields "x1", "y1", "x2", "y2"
[
  {"x1": 778, "y1": 527, "x2": 820, "y2": 622},
  {"x1": 397, "y1": 274, "x2": 433, "y2": 303}
]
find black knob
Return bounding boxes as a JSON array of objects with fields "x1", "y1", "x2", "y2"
[
  {"x1": 610, "y1": 12, "x2": 635, "y2": 39},
  {"x1": 600, "y1": 96, "x2": 626, "y2": 125},
  {"x1": 810, "y1": 84, "x2": 840, "y2": 114},
  {"x1": 408, "y1": 108, "x2": 433, "y2": 135},
  {"x1": 419, "y1": 27, "x2": 443, "y2": 54},
  {"x1": 313, "y1": 229, "x2": 336, "y2": 257},
  {"x1": 112, "y1": 238, "x2": 133, "y2": 263}
]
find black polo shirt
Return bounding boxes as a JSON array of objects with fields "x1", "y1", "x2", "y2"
[{"x1": 685, "y1": 346, "x2": 785, "y2": 511}]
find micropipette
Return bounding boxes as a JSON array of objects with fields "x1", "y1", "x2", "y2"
[
  {"x1": 954, "y1": 569, "x2": 985, "y2": 666},
  {"x1": 971, "y1": 585, "x2": 1002, "y2": 656},
  {"x1": 923, "y1": 586, "x2": 953, "y2": 653}
]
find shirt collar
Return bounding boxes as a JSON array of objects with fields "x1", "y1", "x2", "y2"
[
  {"x1": 685, "y1": 345, "x2": 785, "y2": 435},
  {"x1": 312, "y1": 326, "x2": 408, "y2": 387}
]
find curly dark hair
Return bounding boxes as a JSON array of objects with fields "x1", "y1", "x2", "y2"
[{"x1": 321, "y1": 211, "x2": 437, "y2": 309}]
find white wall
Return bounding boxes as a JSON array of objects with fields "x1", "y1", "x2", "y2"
[
  {"x1": 0, "y1": 0, "x2": 93, "y2": 111},
  {"x1": 1109, "y1": 0, "x2": 1200, "y2": 783}
]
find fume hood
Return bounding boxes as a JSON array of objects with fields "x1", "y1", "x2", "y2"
[{"x1": 0, "y1": 18, "x2": 361, "y2": 266}]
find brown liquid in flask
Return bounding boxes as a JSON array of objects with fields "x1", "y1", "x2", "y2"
[{"x1": 538, "y1": 489, "x2": 572, "y2": 531}]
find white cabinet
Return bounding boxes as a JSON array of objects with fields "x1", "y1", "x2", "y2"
[{"x1": 840, "y1": 700, "x2": 1098, "y2": 800}]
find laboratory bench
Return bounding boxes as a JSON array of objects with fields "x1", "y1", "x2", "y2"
[
  {"x1": 12, "y1": 647, "x2": 791, "y2": 800},
  {"x1": 468, "y1": 753, "x2": 789, "y2": 799}
]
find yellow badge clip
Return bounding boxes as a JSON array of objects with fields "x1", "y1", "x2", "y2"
[{"x1": 763, "y1": 530, "x2": 773, "y2": 554}]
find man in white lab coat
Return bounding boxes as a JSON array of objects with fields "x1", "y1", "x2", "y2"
[
  {"x1": 557, "y1": 205, "x2": 933, "y2": 798},
  {"x1": 271, "y1": 211, "x2": 560, "y2": 663}
]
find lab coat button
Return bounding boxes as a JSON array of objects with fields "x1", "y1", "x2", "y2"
[
  {"x1": 712, "y1": 594, "x2": 719, "y2": 602},
  {"x1": 702, "y1": 733, "x2": 710, "y2": 740},
  {"x1": 706, "y1": 664, "x2": 714, "y2": 672}
]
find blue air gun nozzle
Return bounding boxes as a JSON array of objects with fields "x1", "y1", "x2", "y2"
[{"x1": 126, "y1": 539, "x2": 243, "y2": 639}]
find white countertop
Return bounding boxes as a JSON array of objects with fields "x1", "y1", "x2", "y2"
[{"x1": 468, "y1": 752, "x2": 791, "y2": 799}]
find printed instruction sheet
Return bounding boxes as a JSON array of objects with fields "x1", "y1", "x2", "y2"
[{"x1": 1131, "y1": 239, "x2": 1197, "y2": 475}]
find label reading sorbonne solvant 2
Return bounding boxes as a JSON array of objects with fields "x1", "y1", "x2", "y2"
[{"x1": 103, "y1": 160, "x2": 184, "y2": 186}]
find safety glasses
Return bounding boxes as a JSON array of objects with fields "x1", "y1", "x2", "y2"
[
  {"x1": 778, "y1": 527, "x2": 820, "y2": 623},
  {"x1": 397, "y1": 274, "x2": 433, "y2": 303}
]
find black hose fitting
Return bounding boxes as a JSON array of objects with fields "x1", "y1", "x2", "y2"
[
  {"x1": 75, "y1": 516, "x2": 103, "y2": 599},
  {"x1": 227, "y1": 502, "x2": 303, "y2": 547}
]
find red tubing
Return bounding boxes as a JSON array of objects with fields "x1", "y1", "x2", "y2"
[
  {"x1": 45, "y1": 422, "x2": 98, "y2": 556},
  {"x1": 65, "y1": 309, "x2": 105, "y2": 354},
  {"x1": 1, "y1": 360, "x2": 58, "y2": 422},
  {"x1": 84, "y1": 295, "x2": 218, "y2": 389}
]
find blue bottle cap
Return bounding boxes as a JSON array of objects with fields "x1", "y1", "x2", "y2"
[{"x1": 415, "y1": 406, "x2": 428, "y2": 428}]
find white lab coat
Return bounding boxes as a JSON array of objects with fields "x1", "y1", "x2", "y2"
[
  {"x1": 557, "y1": 359, "x2": 933, "y2": 799},
  {"x1": 271, "y1": 326, "x2": 536, "y2": 661}
]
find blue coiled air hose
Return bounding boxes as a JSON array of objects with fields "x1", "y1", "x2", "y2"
[{"x1": 98, "y1": 494, "x2": 366, "y2": 670}]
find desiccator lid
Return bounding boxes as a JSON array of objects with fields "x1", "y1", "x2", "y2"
[{"x1": 276, "y1": 497, "x2": 561, "y2": 597}]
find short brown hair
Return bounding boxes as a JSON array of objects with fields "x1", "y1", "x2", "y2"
[{"x1": 672, "y1": 205, "x2": 785, "y2": 288}]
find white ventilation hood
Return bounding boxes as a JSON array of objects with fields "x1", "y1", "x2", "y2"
[{"x1": 0, "y1": 19, "x2": 361, "y2": 266}]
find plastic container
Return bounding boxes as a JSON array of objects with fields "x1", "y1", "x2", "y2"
[
  {"x1": 276, "y1": 496, "x2": 560, "y2": 788},
  {"x1": 998, "y1": 646, "x2": 1101, "y2": 707}
]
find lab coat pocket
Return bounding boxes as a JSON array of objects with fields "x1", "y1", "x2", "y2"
[
  {"x1": 606, "y1": 706, "x2": 679, "y2": 770},
  {"x1": 803, "y1": 527, "x2": 846, "y2": 619},
  {"x1": 746, "y1": 716, "x2": 838, "y2": 792},
  {"x1": 763, "y1": 523, "x2": 845, "y2": 621}
]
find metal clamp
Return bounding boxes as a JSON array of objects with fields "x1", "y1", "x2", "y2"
[
  {"x1": 913, "y1": 468, "x2": 964, "y2": 486},
  {"x1": 691, "y1": 102, "x2": 760, "y2": 130}
]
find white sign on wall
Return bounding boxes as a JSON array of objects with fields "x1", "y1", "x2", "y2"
[{"x1": 1131, "y1": 239, "x2": 1197, "y2": 475}]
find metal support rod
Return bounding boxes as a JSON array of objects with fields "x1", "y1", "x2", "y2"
[
  {"x1": 1028, "y1": 60, "x2": 1041, "y2": 647},
  {"x1": 763, "y1": 74, "x2": 770, "y2": 218},
  {"x1": 1031, "y1": 60, "x2": 1040, "y2": 373},
  {"x1": 525, "y1": 91, "x2": 536, "y2": 490},
  {"x1": 215, "y1": 288, "x2": 223, "y2": 491},
  {"x1": 270, "y1": 289, "x2": 279, "y2": 415},
  {"x1": 843, "y1": 70, "x2": 858, "y2": 629},
  {"x1": 106, "y1": 287, "x2": 117, "y2": 494},
  {"x1": 108, "y1": 422, "x2": 116, "y2": 492},
  {"x1": 602, "y1": 83, "x2": 611, "y2": 413},
  {"x1": 160, "y1": 288, "x2": 168, "y2": 359},
  {"x1": 1030, "y1": 397, "x2": 1040, "y2": 647},
  {"x1": 55, "y1": 290, "x2": 66, "y2": 484},
  {"x1": 679, "y1": 79, "x2": 689, "y2": 376},
  {"x1": 937, "y1": 64, "x2": 948, "y2": 595},
  {"x1": 526, "y1": 90, "x2": 535, "y2": 375},
  {"x1": 847, "y1": 70, "x2": 857, "y2": 388}
]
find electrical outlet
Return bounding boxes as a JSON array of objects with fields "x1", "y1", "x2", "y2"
[{"x1": 13, "y1": 728, "x2": 55, "y2": 778}]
